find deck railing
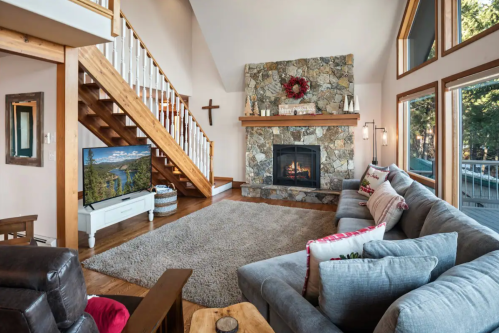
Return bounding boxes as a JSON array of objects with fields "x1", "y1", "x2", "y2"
[
  {"x1": 70, "y1": 0, "x2": 120, "y2": 36},
  {"x1": 461, "y1": 160, "x2": 499, "y2": 208},
  {"x1": 88, "y1": 11, "x2": 214, "y2": 185}
]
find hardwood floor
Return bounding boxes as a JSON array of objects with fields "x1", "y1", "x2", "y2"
[{"x1": 80, "y1": 188, "x2": 336, "y2": 332}]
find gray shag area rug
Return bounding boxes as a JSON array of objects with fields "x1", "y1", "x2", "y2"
[{"x1": 82, "y1": 200, "x2": 335, "y2": 308}]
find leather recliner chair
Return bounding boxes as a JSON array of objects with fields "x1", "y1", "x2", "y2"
[{"x1": 0, "y1": 246, "x2": 191, "y2": 333}]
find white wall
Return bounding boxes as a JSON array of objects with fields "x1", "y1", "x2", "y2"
[
  {"x1": 381, "y1": 0, "x2": 499, "y2": 193},
  {"x1": 189, "y1": 17, "x2": 246, "y2": 181},
  {"x1": 121, "y1": 0, "x2": 193, "y2": 95},
  {"x1": 0, "y1": 54, "x2": 57, "y2": 238}
]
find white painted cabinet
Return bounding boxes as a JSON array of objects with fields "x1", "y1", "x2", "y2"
[{"x1": 78, "y1": 191, "x2": 155, "y2": 248}]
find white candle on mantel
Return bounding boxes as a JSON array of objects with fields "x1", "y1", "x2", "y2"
[
  {"x1": 266, "y1": 109, "x2": 270, "y2": 116},
  {"x1": 260, "y1": 109, "x2": 265, "y2": 116}
]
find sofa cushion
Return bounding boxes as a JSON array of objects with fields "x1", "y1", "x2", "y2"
[
  {"x1": 421, "y1": 200, "x2": 499, "y2": 264},
  {"x1": 399, "y1": 181, "x2": 440, "y2": 238},
  {"x1": 363, "y1": 233, "x2": 458, "y2": 281},
  {"x1": 389, "y1": 171, "x2": 413, "y2": 196},
  {"x1": 237, "y1": 250, "x2": 307, "y2": 319},
  {"x1": 319, "y1": 256, "x2": 437, "y2": 333},
  {"x1": 337, "y1": 218, "x2": 407, "y2": 241},
  {"x1": 335, "y1": 190, "x2": 372, "y2": 223},
  {"x1": 375, "y1": 250, "x2": 499, "y2": 333},
  {"x1": 387, "y1": 164, "x2": 407, "y2": 181}
]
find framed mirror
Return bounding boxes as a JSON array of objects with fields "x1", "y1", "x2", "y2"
[{"x1": 5, "y1": 92, "x2": 44, "y2": 167}]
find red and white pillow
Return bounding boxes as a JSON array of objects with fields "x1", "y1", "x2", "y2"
[
  {"x1": 302, "y1": 223, "x2": 386, "y2": 303},
  {"x1": 358, "y1": 166, "x2": 389, "y2": 198},
  {"x1": 366, "y1": 181, "x2": 409, "y2": 231}
]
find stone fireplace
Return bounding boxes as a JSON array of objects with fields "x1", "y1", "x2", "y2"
[
  {"x1": 273, "y1": 144, "x2": 320, "y2": 188},
  {"x1": 242, "y1": 126, "x2": 354, "y2": 204}
]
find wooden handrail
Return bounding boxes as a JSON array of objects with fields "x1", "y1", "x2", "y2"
[{"x1": 120, "y1": 11, "x2": 211, "y2": 143}]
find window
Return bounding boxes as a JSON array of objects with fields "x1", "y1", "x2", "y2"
[
  {"x1": 442, "y1": 0, "x2": 499, "y2": 56},
  {"x1": 397, "y1": 82, "x2": 439, "y2": 192},
  {"x1": 442, "y1": 60, "x2": 499, "y2": 209},
  {"x1": 397, "y1": 0, "x2": 438, "y2": 79}
]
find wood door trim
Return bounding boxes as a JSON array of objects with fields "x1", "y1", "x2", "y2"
[
  {"x1": 441, "y1": 58, "x2": 499, "y2": 205},
  {"x1": 396, "y1": 81, "x2": 439, "y2": 195}
]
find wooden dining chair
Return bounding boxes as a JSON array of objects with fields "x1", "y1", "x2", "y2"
[{"x1": 0, "y1": 215, "x2": 37, "y2": 246}]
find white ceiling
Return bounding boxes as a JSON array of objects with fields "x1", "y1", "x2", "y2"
[{"x1": 190, "y1": 0, "x2": 406, "y2": 92}]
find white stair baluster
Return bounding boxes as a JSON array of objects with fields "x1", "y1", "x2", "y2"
[
  {"x1": 193, "y1": 123, "x2": 198, "y2": 167},
  {"x1": 170, "y1": 90, "x2": 175, "y2": 141},
  {"x1": 142, "y1": 50, "x2": 147, "y2": 105},
  {"x1": 160, "y1": 77, "x2": 165, "y2": 128},
  {"x1": 180, "y1": 103, "x2": 184, "y2": 150},
  {"x1": 135, "y1": 38, "x2": 140, "y2": 97},
  {"x1": 176, "y1": 97, "x2": 180, "y2": 145},
  {"x1": 148, "y1": 58, "x2": 153, "y2": 111},
  {"x1": 184, "y1": 108, "x2": 189, "y2": 155},
  {"x1": 188, "y1": 116, "x2": 193, "y2": 159},
  {"x1": 206, "y1": 139, "x2": 210, "y2": 178},
  {"x1": 128, "y1": 28, "x2": 133, "y2": 88},
  {"x1": 166, "y1": 82, "x2": 170, "y2": 135},
  {"x1": 199, "y1": 129, "x2": 204, "y2": 172},
  {"x1": 155, "y1": 67, "x2": 160, "y2": 120},
  {"x1": 113, "y1": 37, "x2": 118, "y2": 70},
  {"x1": 121, "y1": 17, "x2": 126, "y2": 80}
]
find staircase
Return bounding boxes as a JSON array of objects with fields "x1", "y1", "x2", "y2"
[{"x1": 78, "y1": 12, "x2": 214, "y2": 197}]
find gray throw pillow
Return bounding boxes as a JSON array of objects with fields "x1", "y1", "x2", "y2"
[
  {"x1": 399, "y1": 181, "x2": 440, "y2": 238},
  {"x1": 375, "y1": 250, "x2": 499, "y2": 333},
  {"x1": 363, "y1": 233, "x2": 457, "y2": 281},
  {"x1": 319, "y1": 256, "x2": 437, "y2": 333}
]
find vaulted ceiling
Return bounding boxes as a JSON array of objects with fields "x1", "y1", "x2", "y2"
[{"x1": 190, "y1": 0, "x2": 406, "y2": 92}]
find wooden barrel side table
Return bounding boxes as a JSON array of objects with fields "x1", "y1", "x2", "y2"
[{"x1": 190, "y1": 302, "x2": 275, "y2": 333}]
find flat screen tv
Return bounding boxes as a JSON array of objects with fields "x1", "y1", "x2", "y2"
[{"x1": 82, "y1": 145, "x2": 152, "y2": 206}]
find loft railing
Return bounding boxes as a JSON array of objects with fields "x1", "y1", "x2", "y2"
[
  {"x1": 461, "y1": 160, "x2": 499, "y2": 208},
  {"x1": 70, "y1": 0, "x2": 120, "y2": 37},
  {"x1": 89, "y1": 11, "x2": 214, "y2": 185}
]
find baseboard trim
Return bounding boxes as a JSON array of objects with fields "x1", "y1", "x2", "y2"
[{"x1": 232, "y1": 181, "x2": 245, "y2": 189}]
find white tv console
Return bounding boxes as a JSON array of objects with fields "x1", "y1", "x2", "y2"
[{"x1": 78, "y1": 191, "x2": 155, "y2": 248}]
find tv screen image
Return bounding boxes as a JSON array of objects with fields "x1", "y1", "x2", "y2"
[{"x1": 83, "y1": 145, "x2": 152, "y2": 206}]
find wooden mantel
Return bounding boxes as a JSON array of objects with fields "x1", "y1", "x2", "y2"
[{"x1": 239, "y1": 114, "x2": 360, "y2": 127}]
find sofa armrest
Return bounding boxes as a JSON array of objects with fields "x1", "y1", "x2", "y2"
[
  {"x1": 261, "y1": 278, "x2": 343, "y2": 333},
  {"x1": 342, "y1": 179, "x2": 360, "y2": 191}
]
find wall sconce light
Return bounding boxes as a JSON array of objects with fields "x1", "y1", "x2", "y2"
[{"x1": 363, "y1": 119, "x2": 388, "y2": 165}]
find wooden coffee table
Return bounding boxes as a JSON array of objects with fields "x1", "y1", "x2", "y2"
[{"x1": 190, "y1": 302, "x2": 275, "y2": 333}]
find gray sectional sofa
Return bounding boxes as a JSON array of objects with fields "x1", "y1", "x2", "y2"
[{"x1": 237, "y1": 164, "x2": 499, "y2": 333}]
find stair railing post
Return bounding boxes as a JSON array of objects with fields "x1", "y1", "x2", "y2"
[
  {"x1": 135, "y1": 38, "x2": 140, "y2": 97},
  {"x1": 113, "y1": 37, "x2": 118, "y2": 70},
  {"x1": 142, "y1": 50, "x2": 147, "y2": 105},
  {"x1": 184, "y1": 107, "x2": 189, "y2": 155},
  {"x1": 188, "y1": 116, "x2": 193, "y2": 159},
  {"x1": 128, "y1": 27, "x2": 133, "y2": 88}
]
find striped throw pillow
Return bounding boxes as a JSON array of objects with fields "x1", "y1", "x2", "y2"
[{"x1": 366, "y1": 181, "x2": 408, "y2": 231}]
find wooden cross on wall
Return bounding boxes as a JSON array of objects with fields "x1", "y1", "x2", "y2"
[{"x1": 202, "y1": 99, "x2": 220, "y2": 126}]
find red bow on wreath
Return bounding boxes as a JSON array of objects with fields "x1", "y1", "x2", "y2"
[{"x1": 283, "y1": 76, "x2": 309, "y2": 99}]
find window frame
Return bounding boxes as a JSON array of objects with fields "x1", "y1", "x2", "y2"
[
  {"x1": 397, "y1": 0, "x2": 439, "y2": 80},
  {"x1": 442, "y1": 0, "x2": 499, "y2": 57},
  {"x1": 441, "y1": 58, "x2": 499, "y2": 206},
  {"x1": 396, "y1": 81, "x2": 439, "y2": 194}
]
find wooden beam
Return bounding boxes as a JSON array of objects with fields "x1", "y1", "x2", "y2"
[
  {"x1": 238, "y1": 114, "x2": 360, "y2": 127},
  {"x1": 0, "y1": 27, "x2": 64, "y2": 63},
  {"x1": 57, "y1": 47, "x2": 79, "y2": 249},
  {"x1": 68, "y1": 0, "x2": 113, "y2": 19},
  {"x1": 78, "y1": 46, "x2": 212, "y2": 197}
]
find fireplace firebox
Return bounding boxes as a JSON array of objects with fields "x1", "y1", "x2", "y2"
[{"x1": 273, "y1": 144, "x2": 320, "y2": 188}]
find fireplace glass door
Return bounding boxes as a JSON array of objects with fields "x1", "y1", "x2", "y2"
[{"x1": 273, "y1": 145, "x2": 320, "y2": 188}]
